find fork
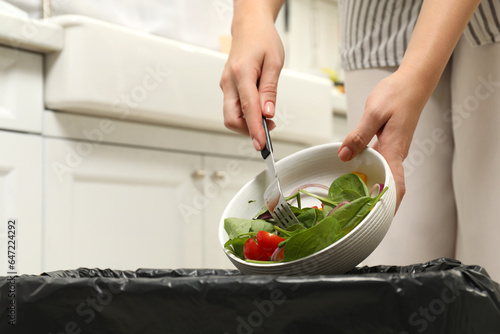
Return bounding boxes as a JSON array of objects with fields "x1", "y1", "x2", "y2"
[{"x1": 261, "y1": 116, "x2": 300, "y2": 229}]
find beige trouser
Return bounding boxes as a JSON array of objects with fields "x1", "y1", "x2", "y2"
[{"x1": 345, "y1": 36, "x2": 500, "y2": 282}]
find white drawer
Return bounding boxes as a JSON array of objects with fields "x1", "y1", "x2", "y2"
[{"x1": 0, "y1": 45, "x2": 43, "y2": 133}]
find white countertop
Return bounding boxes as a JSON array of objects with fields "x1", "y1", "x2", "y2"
[{"x1": 0, "y1": 12, "x2": 63, "y2": 53}]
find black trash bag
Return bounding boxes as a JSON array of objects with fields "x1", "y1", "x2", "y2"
[{"x1": 1, "y1": 258, "x2": 499, "y2": 334}]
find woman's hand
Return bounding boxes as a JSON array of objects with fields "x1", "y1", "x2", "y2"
[
  {"x1": 338, "y1": 70, "x2": 428, "y2": 212},
  {"x1": 339, "y1": 0, "x2": 481, "y2": 212},
  {"x1": 219, "y1": 0, "x2": 285, "y2": 151}
]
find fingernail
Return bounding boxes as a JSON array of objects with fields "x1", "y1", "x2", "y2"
[
  {"x1": 253, "y1": 138, "x2": 262, "y2": 151},
  {"x1": 264, "y1": 101, "x2": 274, "y2": 117},
  {"x1": 338, "y1": 146, "x2": 353, "y2": 161}
]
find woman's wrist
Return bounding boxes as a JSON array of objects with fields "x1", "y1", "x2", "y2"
[
  {"x1": 394, "y1": 61, "x2": 439, "y2": 104},
  {"x1": 231, "y1": 0, "x2": 284, "y2": 35}
]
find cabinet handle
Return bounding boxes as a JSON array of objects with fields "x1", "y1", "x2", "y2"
[
  {"x1": 192, "y1": 170, "x2": 206, "y2": 178},
  {"x1": 211, "y1": 171, "x2": 226, "y2": 181}
]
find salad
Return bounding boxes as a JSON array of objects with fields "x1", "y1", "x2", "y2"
[{"x1": 224, "y1": 172, "x2": 387, "y2": 263}]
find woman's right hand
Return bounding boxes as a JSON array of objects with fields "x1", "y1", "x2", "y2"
[{"x1": 219, "y1": 5, "x2": 285, "y2": 151}]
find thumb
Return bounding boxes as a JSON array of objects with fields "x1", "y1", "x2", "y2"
[
  {"x1": 338, "y1": 115, "x2": 384, "y2": 161},
  {"x1": 258, "y1": 56, "x2": 283, "y2": 119}
]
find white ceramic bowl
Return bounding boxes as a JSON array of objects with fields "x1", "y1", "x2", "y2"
[{"x1": 219, "y1": 142, "x2": 396, "y2": 275}]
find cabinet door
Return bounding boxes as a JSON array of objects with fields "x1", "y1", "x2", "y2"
[
  {"x1": 0, "y1": 131, "x2": 42, "y2": 275},
  {"x1": 0, "y1": 46, "x2": 43, "y2": 133},
  {"x1": 201, "y1": 156, "x2": 265, "y2": 269},
  {"x1": 43, "y1": 138, "x2": 204, "y2": 272}
]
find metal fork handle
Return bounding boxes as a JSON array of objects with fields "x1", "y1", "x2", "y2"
[
  {"x1": 261, "y1": 115, "x2": 278, "y2": 177},
  {"x1": 261, "y1": 116, "x2": 273, "y2": 160}
]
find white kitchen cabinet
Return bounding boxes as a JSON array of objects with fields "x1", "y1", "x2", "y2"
[
  {"x1": 0, "y1": 130, "x2": 42, "y2": 275},
  {"x1": 0, "y1": 45, "x2": 43, "y2": 133},
  {"x1": 42, "y1": 136, "x2": 272, "y2": 271},
  {"x1": 42, "y1": 111, "x2": 306, "y2": 271},
  {"x1": 43, "y1": 137, "x2": 205, "y2": 272}
]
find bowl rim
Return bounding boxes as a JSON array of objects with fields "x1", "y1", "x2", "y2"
[{"x1": 219, "y1": 142, "x2": 394, "y2": 268}]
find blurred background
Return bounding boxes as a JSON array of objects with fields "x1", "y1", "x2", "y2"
[{"x1": 0, "y1": 0, "x2": 348, "y2": 274}]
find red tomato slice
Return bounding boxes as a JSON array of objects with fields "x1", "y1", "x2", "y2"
[
  {"x1": 243, "y1": 238, "x2": 269, "y2": 261},
  {"x1": 256, "y1": 230, "x2": 286, "y2": 254}
]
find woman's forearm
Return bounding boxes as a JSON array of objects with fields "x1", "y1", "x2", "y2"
[
  {"x1": 221, "y1": 0, "x2": 286, "y2": 151},
  {"x1": 232, "y1": 0, "x2": 285, "y2": 34},
  {"x1": 398, "y1": 0, "x2": 481, "y2": 98}
]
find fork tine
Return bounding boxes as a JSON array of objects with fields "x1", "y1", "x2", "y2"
[
  {"x1": 275, "y1": 202, "x2": 300, "y2": 227},
  {"x1": 275, "y1": 206, "x2": 290, "y2": 225},
  {"x1": 273, "y1": 208, "x2": 288, "y2": 228},
  {"x1": 282, "y1": 203, "x2": 300, "y2": 224},
  {"x1": 275, "y1": 208, "x2": 291, "y2": 227},
  {"x1": 285, "y1": 208, "x2": 298, "y2": 225}
]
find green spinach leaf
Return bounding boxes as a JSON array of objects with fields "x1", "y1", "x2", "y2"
[
  {"x1": 328, "y1": 173, "x2": 369, "y2": 202},
  {"x1": 297, "y1": 208, "x2": 319, "y2": 228},
  {"x1": 224, "y1": 237, "x2": 248, "y2": 259},
  {"x1": 323, "y1": 173, "x2": 369, "y2": 216},
  {"x1": 224, "y1": 217, "x2": 252, "y2": 239},
  {"x1": 340, "y1": 187, "x2": 387, "y2": 234},
  {"x1": 282, "y1": 187, "x2": 388, "y2": 262},
  {"x1": 281, "y1": 216, "x2": 343, "y2": 262},
  {"x1": 274, "y1": 223, "x2": 306, "y2": 238},
  {"x1": 326, "y1": 196, "x2": 373, "y2": 230},
  {"x1": 250, "y1": 219, "x2": 275, "y2": 233},
  {"x1": 224, "y1": 218, "x2": 272, "y2": 239}
]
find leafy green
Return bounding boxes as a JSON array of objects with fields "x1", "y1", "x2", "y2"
[
  {"x1": 224, "y1": 218, "x2": 252, "y2": 239},
  {"x1": 274, "y1": 223, "x2": 306, "y2": 239},
  {"x1": 223, "y1": 172, "x2": 388, "y2": 263},
  {"x1": 250, "y1": 220, "x2": 274, "y2": 233},
  {"x1": 224, "y1": 218, "x2": 273, "y2": 240},
  {"x1": 296, "y1": 207, "x2": 320, "y2": 228},
  {"x1": 286, "y1": 192, "x2": 302, "y2": 209},
  {"x1": 281, "y1": 187, "x2": 388, "y2": 262},
  {"x1": 323, "y1": 173, "x2": 368, "y2": 216},
  {"x1": 341, "y1": 187, "x2": 387, "y2": 234},
  {"x1": 281, "y1": 216, "x2": 343, "y2": 262},
  {"x1": 224, "y1": 237, "x2": 248, "y2": 259},
  {"x1": 328, "y1": 173, "x2": 369, "y2": 202},
  {"x1": 326, "y1": 196, "x2": 373, "y2": 229},
  {"x1": 290, "y1": 206, "x2": 304, "y2": 216}
]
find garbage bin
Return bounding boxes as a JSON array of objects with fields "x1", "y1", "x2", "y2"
[{"x1": 1, "y1": 258, "x2": 499, "y2": 333}]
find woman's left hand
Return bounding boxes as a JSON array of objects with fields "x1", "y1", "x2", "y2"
[{"x1": 338, "y1": 69, "x2": 428, "y2": 212}]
